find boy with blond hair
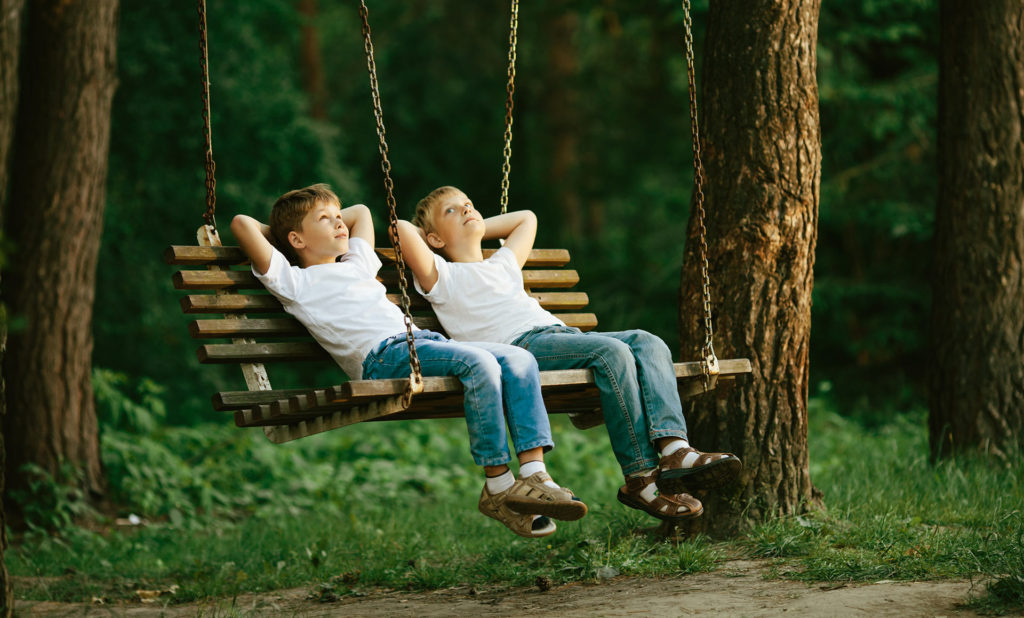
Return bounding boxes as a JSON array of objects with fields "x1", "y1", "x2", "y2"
[
  {"x1": 231, "y1": 183, "x2": 587, "y2": 537},
  {"x1": 397, "y1": 186, "x2": 742, "y2": 523}
]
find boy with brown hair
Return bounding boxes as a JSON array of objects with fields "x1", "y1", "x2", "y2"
[
  {"x1": 397, "y1": 186, "x2": 743, "y2": 523},
  {"x1": 230, "y1": 183, "x2": 587, "y2": 537}
]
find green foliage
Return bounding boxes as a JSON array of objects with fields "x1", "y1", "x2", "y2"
[
  {"x1": 814, "y1": 0, "x2": 938, "y2": 410},
  {"x1": 94, "y1": 368, "x2": 167, "y2": 434},
  {"x1": 7, "y1": 463, "x2": 98, "y2": 532}
]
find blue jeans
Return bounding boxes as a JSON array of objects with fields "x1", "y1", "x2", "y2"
[
  {"x1": 362, "y1": 330, "x2": 553, "y2": 467},
  {"x1": 512, "y1": 326, "x2": 687, "y2": 475}
]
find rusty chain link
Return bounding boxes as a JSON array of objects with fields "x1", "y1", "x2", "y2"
[
  {"x1": 197, "y1": 0, "x2": 217, "y2": 229},
  {"x1": 681, "y1": 0, "x2": 718, "y2": 389},
  {"x1": 499, "y1": 0, "x2": 519, "y2": 215},
  {"x1": 359, "y1": 1, "x2": 423, "y2": 402}
]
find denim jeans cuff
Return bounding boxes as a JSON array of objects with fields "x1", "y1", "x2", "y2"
[
  {"x1": 621, "y1": 459, "x2": 659, "y2": 476},
  {"x1": 650, "y1": 430, "x2": 689, "y2": 443},
  {"x1": 515, "y1": 438, "x2": 555, "y2": 457},
  {"x1": 477, "y1": 454, "x2": 514, "y2": 468}
]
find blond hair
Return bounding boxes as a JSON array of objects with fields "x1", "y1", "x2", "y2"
[
  {"x1": 412, "y1": 185, "x2": 461, "y2": 236},
  {"x1": 269, "y1": 183, "x2": 340, "y2": 264}
]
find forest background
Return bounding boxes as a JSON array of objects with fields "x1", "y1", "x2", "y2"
[{"x1": 97, "y1": 0, "x2": 933, "y2": 427}]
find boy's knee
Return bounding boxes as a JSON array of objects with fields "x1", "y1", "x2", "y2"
[
  {"x1": 593, "y1": 338, "x2": 634, "y2": 369},
  {"x1": 461, "y1": 347, "x2": 503, "y2": 380},
  {"x1": 498, "y1": 348, "x2": 540, "y2": 377}
]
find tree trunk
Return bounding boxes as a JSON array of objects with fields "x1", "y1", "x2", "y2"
[
  {"x1": 1, "y1": 0, "x2": 25, "y2": 608},
  {"x1": 298, "y1": 0, "x2": 326, "y2": 120},
  {"x1": 929, "y1": 1, "x2": 1024, "y2": 459},
  {"x1": 678, "y1": 0, "x2": 822, "y2": 536},
  {"x1": 3, "y1": 0, "x2": 119, "y2": 502}
]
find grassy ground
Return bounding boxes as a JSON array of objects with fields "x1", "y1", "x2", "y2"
[{"x1": 9, "y1": 398, "x2": 1024, "y2": 613}]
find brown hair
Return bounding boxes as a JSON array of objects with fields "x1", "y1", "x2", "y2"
[
  {"x1": 411, "y1": 185, "x2": 461, "y2": 237},
  {"x1": 269, "y1": 183, "x2": 340, "y2": 264}
]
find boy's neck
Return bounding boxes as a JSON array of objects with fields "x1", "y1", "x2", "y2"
[
  {"x1": 299, "y1": 251, "x2": 344, "y2": 267},
  {"x1": 445, "y1": 243, "x2": 484, "y2": 263}
]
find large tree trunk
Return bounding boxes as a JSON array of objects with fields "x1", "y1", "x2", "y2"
[
  {"x1": 929, "y1": 1, "x2": 1024, "y2": 459},
  {"x1": 678, "y1": 0, "x2": 822, "y2": 536},
  {"x1": 1, "y1": 0, "x2": 26, "y2": 612},
  {"x1": 3, "y1": 0, "x2": 119, "y2": 501}
]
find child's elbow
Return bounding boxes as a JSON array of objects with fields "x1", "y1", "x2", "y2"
[{"x1": 230, "y1": 214, "x2": 249, "y2": 236}]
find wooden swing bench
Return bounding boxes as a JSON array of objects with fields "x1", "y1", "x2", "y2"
[{"x1": 166, "y1": 241, "x2": 753, "y2": 444}]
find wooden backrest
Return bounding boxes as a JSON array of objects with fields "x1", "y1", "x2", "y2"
[{"x1": 166, "y1": 243, "x2": 598, "y2": 390}]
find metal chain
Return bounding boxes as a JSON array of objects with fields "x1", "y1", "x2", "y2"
[
  {"x1": 198, "y1": 0, "x2": 217, "y2": 229},
  {"x1": 499, "y1": 0, "x2": 519, "y2": 215},
  {"x1": 358, "y1": 1, "x2": 422, "y2": 399},
  {"x1": 681, "y1": 0, "x2": 717, "y2": 388}
]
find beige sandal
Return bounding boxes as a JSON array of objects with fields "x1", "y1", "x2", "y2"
[
  {"x1": 478, "y1": 484, "x2": 557, "y2": 538},
  {"x1": 656, "y1": 447, "x2": 742, "y2": 494},
  {"x1": 617, "y1": 470, "x2": 703, "y2": 521},
  {"x1": 505, "y1": 473, "x2": 588, "y2": 521}
]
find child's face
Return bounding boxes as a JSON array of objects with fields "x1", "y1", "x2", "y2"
[
  {"x1": 427, "y1": 189, "x2": 484, "y2": 250},
  {"x1": 290, "y1": 200, "x2": 349, "y2": 266}
]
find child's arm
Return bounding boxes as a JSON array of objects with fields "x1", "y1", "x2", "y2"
[
  {"x1": 230, "y1": 214, "x2": 275, "y2": 275},
  {"x1": 482, "y1": 210, "x2": 538, "y2": 268},
  {"x1": 396, "y1": 220, "x2": 440, "y2": 292},
  {"x1": 343, "y1": 204, "x2": 374, "y2": 248}
]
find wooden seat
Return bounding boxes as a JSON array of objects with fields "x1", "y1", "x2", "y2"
[{"x1": 166, "y1": 243, "x2": 752, "y2": 443}]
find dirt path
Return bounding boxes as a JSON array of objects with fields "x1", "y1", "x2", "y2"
[{"x1": 17, "y1": 559, "x2": 986, "y2": 617}]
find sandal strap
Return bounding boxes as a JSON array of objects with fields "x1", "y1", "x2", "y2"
[
  {"x1": 621, "y1": 472, "x2": 700, "y2": 517},
  {"x1": 511, "y1": 473, "x2": 576, "y2": 504}
]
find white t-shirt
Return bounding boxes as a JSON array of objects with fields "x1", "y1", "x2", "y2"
[
  {"x1": 253, "y1": 237, "x2": 417, "y2": 379},
  {"x1": 415, "y1": 247, "x2": 563, "y2": 344}
]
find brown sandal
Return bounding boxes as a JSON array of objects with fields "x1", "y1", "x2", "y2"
[
  {"x1": 656, "y1": 447, "x2": 742, "y2": 494},
  {"x1": 505, "y1": 473, "x2": 588, "y2": 521},
  {"x1": 616, "y1": 471, "x2": 703, "y2": 521},
  {"x1": 478, "y1": 484, "x2": 557, "y2": 538}
]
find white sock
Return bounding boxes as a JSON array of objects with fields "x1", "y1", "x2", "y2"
[
  {"x1": 519, "y1": 460, "x2": 560, "y2": 489},
  {"x1": 627, "y1": 467, "x2": 657, "y2": 479},
  {"x1": 485, "y1": 470, "x2": 515, "y2": 494},
  {"x1": 660, "y1": 439, "x2": 690, "y2": 458}
]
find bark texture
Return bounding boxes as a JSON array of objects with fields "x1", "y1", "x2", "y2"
[
  {"x1": 1, "y1": 0, "x2": 25, "y2": 610},
  {"x1": 678, "y1": 0, "x2": 822, "y2": 536},
  {"x1": 3, "y1": 0, "x2": 119, "y2": 500},
  {"x1": 929, "y1": 1, "x2": 1024, "y2": 459}
]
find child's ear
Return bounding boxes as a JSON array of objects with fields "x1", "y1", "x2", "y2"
[
  {"x1": 288, "y1": 230, "x2": 305, "y2": 249},
  {"x1": 426, "y1": 232, "x2": 445, "y2": 250}
]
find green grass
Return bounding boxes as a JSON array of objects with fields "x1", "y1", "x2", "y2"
[{"x1": 8, "y1": 396, "x2": 1023, "y2": 613}]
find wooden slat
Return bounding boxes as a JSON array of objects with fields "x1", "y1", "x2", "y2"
[
  {"x1": 165, "y1": 245, "x2": 248, "y2": 266},
  {"x1": 531, "y1": 292, "x2": 589, "y2": 311},
  {"x1": 181, "y1": 294, "x2": 284, "y2": 314},
  {"x1": 377, "y1": 247, "x2": 571, "y2": 268},
  {"x1": 175, "y1": 268, "x2": 580, "y2": 292},
  {"x1": 166, "y1": 245, "x2": 572, "y2": 268},
  {"x1": 378, "y1": 269, "x2": 579, "y2": 290},
  {"x1": 187, "y1": 313, "x2": 594, "y2": 339},
  {"x1": 190, "y1": 318, "x2": 309, "y2": 338},
  {"x1": 180, "y1": 291, "x2": 589, "y2": 314},
  {"x1": 211, "y1": 359, "x2": 752, "y2": 413},
  {"x1": 214, "y1": 388, "x2": 312, "y2": 411},
  {"x1": 174, "y1": 270, "x2": 264, "y2": 290},
  {"x1": 198, "y1": 341, "x2": 328, "y2": 363}
]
